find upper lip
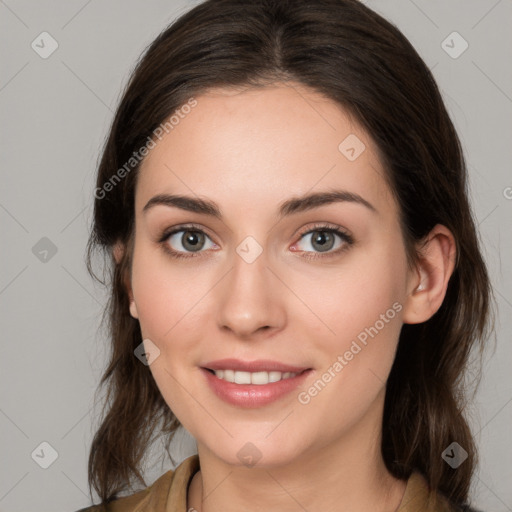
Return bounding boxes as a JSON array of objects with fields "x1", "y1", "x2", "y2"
[{"x1": 202, "y1": 358, "x2": 310, "y2": 373}]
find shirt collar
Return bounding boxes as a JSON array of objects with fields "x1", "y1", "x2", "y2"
[{"x1": 134, "y1": 455, "x2": 454, "y2": 512}]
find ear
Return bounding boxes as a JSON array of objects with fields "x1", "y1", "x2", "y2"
[
  {"x1": 112, "y1": 240, "x2": 124, "y2": 265},
  {"x1": 402, "y1": 224, "x2": 456, "y2": 324},
  {"x1": 112, "y1": 240, "x2": 139, "y2": 319}
]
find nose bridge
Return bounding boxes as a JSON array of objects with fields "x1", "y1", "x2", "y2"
[{"x1": 215, "y1": 235, "x2": 284, "y2": 337}]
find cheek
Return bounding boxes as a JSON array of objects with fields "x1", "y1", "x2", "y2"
[
  {"x1": 295, "y1": 241, "x2": 406, "y2": 338},
  {"x1": 292, "y1": 239, "x2": 408, "y2": 387},
  {"x1": 130, "y1": 243, "x2": 208, "y2": 341},
  {"x1": 290, "y1": 257, "x2": 406, "y2": 437},
  {"x1": 129, "y1": 246, "x2": 204, "y2": 421}
]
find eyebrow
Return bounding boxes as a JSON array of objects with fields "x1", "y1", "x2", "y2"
[{"x1": 142, "y1": 189, "x2": 377, "y2": 218}]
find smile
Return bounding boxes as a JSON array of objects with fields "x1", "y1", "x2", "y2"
[
  {"x1": 200, "y1": 362, "x2": 313, "y2": 408},
  {"x1": 208, "y1": 369, "x2": 301, "y2": 385}
]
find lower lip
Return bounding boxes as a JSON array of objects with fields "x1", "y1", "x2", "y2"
[{"x1": 201, "y1": 368, "x2": 312, "y2": 408}]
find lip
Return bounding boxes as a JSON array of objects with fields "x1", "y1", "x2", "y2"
[
  {"x1": 201, "y1": 358, "x2": 310, "y2": 373},
  {"x1": 200, "y1": 360, "x2": 313, "y2": 408}
]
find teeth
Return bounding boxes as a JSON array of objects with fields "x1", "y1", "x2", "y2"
[
  {"x1": 212, "y1": 369, "x2": 298, "y2": 385},
  {"x1": 223, "y1": 369, "x2": 234, "y2": 383},
  {"x1": 235, "y1": 371, "x2": 251, "y2": 384},
  {"x1": 268, "y1": 371, "x2": 282, "y2": 383}
]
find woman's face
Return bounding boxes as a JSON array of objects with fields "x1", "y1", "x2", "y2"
[{"x1": 127, "y1": 83, "x2": 417, "y2": 467}]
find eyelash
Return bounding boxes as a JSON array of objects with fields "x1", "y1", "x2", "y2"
[{"x1": 157, "y1": 222, "x2": 354, "y2": 261}]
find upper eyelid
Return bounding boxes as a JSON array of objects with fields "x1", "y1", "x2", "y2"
[
  {"x1": 296, "y1": 222, "x2": 348, "y2": 237},
  {"x1": 162, "y1": 222, "x2": 347, "y2": 237},
  {"x1": 161, "y1": 223, "x2": 214, "y2": 239}
]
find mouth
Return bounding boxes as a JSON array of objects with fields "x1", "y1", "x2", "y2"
[
  {"x1": 202, "y1": 367, "x2": 309, "y2": 385},
  {"x1": 199, "y1": 359, "x2": 313, "y2": 408}
]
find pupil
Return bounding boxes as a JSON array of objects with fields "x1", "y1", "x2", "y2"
[
  {"x1": 183, "y1": 231, "x2": 204, "y2": 252},
  {"x1": 312, "y1": 231, "x2": 334, "y2": 252}
]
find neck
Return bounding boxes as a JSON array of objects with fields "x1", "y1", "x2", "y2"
[{"x1": 187, "y1": 390, "x2": 406, "y2": 512}]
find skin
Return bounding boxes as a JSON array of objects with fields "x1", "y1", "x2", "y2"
[{"x1": 114, "y1": 82, "x2": 456, "y2": 512}]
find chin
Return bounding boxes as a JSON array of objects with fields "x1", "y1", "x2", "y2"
[{"x1": 199, "y1": 427, "x2": 314, "y2": 469}]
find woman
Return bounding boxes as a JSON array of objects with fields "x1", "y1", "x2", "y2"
[{"x1": 79, "y1": 0, "x2": 492, "y2": 510}]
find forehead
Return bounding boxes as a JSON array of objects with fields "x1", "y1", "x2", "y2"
[{"x1": 135, "y1": 83, "x2": 396, "y2": 220}]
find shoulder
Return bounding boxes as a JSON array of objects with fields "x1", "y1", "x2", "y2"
[
  {"x1": 72, "y1": 481, "x2": 160, "y2": 512},
  {"x1": 400, "y1": 472, "x2": 485, "y2": 512},
  {"x1": 73, "y1": 454, "x2": 200, "y2": 512}
]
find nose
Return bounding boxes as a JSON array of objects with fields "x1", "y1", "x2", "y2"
[{"x1": 215, "y1": 246, "x2": 286, "y2": 340}]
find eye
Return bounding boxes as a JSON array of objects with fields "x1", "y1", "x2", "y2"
[
  {"x1": 291, "y1": 223, "x2": 353, "y2": 259},
  {"x1": 158, "y1": 222, "x2": 353, "y2": 260},
  {"x1": 159, "y1": 224, "x2": 218, "y2": 259}
]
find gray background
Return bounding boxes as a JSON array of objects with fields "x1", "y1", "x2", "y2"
[{"x1": 1, "y1": 0, "x2": 511, "y2": 510}]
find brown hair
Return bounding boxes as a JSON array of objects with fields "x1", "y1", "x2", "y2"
[{"x1": 85, "y1": 0, "x2": 494, "y2": 507}]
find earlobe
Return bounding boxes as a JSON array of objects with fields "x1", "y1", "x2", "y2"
[
  {"x1": 402, "y1": 224, "x2": 456, "y2": 325},
  {"x1": 113, "y1": 241, "x2": 124, "y2": 264},
  {"x1": 112, "y1": 240, "x2": 138, "y2": 319},
  {"x1": 129, "y1": 298, "x2": 139, "y2": 319}
]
